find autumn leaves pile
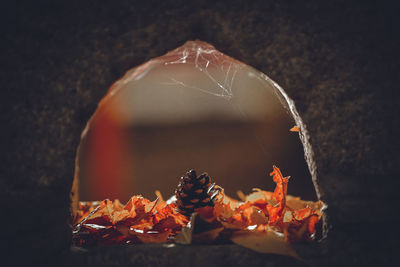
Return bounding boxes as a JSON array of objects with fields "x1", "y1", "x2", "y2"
[{"x1": 73, "y1": 166, "x2": 323, "y2": 254}]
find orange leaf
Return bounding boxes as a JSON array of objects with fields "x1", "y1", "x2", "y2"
[
  {"x1": 129, "y1": 217, "x2": 154, "y2": 232},
  {"x1": 242, "y1": 206, "x2": 268, "y2": 226},
  {"x1": 84, "y1": 199, "x2": 114, "y2": 225},
  {"x1": 73, "y1": 165, "x2": 324, "y2": 251},
  {"x1": 195, "y1": 206, "x2": 216, "y2": 223},
  {"x1": 293, "y1": 208, "x2": 312, "y2": 221},
  {"x1": 133, "y1": 229, "x2": 172, "y2": 243},
  {"x1": 265, "y1": 166, "x2": 289, "y2": 224},
  {"x1": 308, "y1": 215, "x2": 319, "y2": 235},
  {"x1": 290, "y1": 126, "x2": 300, "y2": 132},
  {"x1": 153, "y1": 204, "x2": 189, "y2": 233}
]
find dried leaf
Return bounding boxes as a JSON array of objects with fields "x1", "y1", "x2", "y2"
[
  {"x1": 213, "y1": 201, "x2": 235, "y2": 219},
  {"x1": 231, "y1": 229, "x2": 299, "y2": 259},
  {"x1": 175, "y1": 213, "x2": 223, "y2": 244},
  {"x1": 153, "y1": 204, "x2": 189, "y2": 233},
  {"x1": 242, "y1": 206, "x2": 268, "y2": 226},
  {"x1": 286, "y1": 195, "x2": 323, "y2": 211},
  {"x1": 129, "y1": 217, "x2": 154, "y2": 232},
  {"x1": 174, "y1": 214, "x2": 196, "y2": 244},
  {"x1": 73, "y1": 165, "x2": 324, "y2": 253},
  {"x1": 266, "y1": 166, "x2": 289, "y2": 224},
  {"x1": 133, "y1": 229, "x2": 172, "y2": 243},
  {"x1": 236, "y1": 190, "x2": 246, "y2": 201},
  {"x1": 124, "y1": 195, "x2": 151, "y2": 215},
  {"x1": 74, "y1": 201, "x2": 101, "y2": 225},
  {"x1": 174, "y1": 225, "x2": 193, "y2": 244},
  {"x1": 84, "y1": 199, "x2": 114, "y2": 225},
  {"x1": 290, "y1": 126, "x2": 300, "y2": 132},
  {"x1": 244, "y1": 188, "x2": 274, "y2": 203},
  {"x1": 195, "y1": 206, "x2": 215, "y2": 223}
]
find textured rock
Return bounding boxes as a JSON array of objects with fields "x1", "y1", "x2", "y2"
[
  {"x1": 67, "y1": 244, "x2": 308, "y2": 267},
  {"x1": 1, "y1": 0, "x2": 399, "y2": 266}
]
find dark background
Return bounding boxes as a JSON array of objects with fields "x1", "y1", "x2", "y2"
[{"x1": 1, "y1": 0, "x2": 399, "y2": 266}]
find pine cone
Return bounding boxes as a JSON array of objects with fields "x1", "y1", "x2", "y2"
[{"x1": 175, "y1": 170, "x2": 219, "y2": 216}]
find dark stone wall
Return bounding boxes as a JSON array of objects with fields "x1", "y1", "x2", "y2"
[{"x1": 1, "y1": 0, "x2": 398, "y2": 266}]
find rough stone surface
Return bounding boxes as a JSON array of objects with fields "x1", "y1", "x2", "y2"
[
  {"x1": 67, "y1": 244, "x2": 308, "y2": 267},
  {"x1": 1, "y1": 0, "x2": 399, "y2": 266}
]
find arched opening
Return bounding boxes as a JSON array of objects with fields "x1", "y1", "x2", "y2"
[
  {"x1": 73, "y1": 41, "x2": 318, "y2": 203},
  {"x1": 71, "y1": 41, "x2": 323, "y2": 249}
]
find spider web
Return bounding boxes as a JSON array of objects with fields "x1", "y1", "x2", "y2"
[{"x1": 161, "y1": 41, "x2": 243, "y2": 100}]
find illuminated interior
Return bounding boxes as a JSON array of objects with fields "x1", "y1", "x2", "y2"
[{"x1": 73, "y1": 41, "x2": 317, "y2": 205}]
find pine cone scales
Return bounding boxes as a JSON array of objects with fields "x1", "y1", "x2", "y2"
[{"x1": 175, "y1": 170, "x2": 219, "y2": 216}]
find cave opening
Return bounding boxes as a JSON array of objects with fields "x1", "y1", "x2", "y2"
[{"x1": 70, "y1": 41, "x2": 323, "y2": 248}]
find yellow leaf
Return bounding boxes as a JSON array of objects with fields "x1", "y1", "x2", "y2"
[{"x1": 230, "y1": 229, "x2": 300, "y2": 259}]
